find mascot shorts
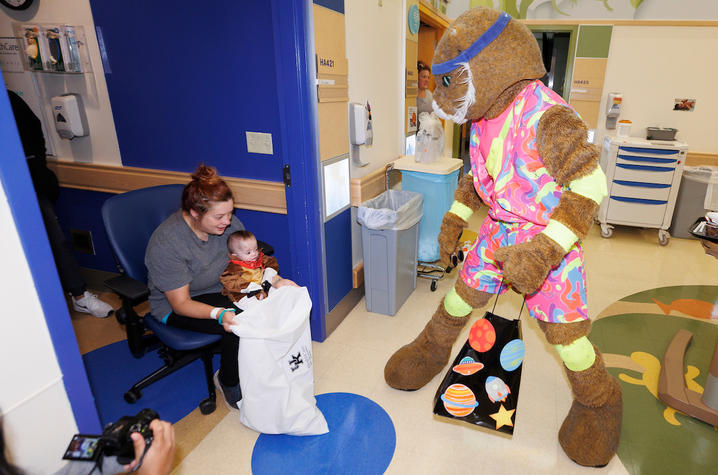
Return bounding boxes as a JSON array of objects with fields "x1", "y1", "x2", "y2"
[{"x1": 459, "y1": 216, "x2": 589, "y2": 323}]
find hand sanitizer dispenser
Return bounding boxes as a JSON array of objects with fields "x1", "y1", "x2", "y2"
[
  {"x1": 51, "y1": 94, "x2": 89, "y2": 139},
  {"x1": 605, "y1": 92, "x2": 622, "y2": 130}
]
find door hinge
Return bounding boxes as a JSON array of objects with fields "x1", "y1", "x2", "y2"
[{"x1": 283, "y1": 164, "x2": 291, "y2": 187}]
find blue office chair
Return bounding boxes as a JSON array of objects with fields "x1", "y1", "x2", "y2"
[{"x1": 101, "y1": 184, "x2": 221, "y2": 415}]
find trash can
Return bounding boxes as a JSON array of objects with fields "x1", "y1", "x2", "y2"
[
  {"x1": 670, "y1": 166, "x2": 718, "y2": 239},
  {"x1": 393, "y1": 155, "x2": 463, "y2": 262},
  {"x1": 357, "y1": 190, "x2": 423, "y2": 316}
]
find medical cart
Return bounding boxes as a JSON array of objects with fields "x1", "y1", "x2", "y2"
[
  {"x1": 598, "y1": 135, "x2": 688, "y2": 246},
  {"x1": 392, "y1": 155, "x2": 463, "y2": 290}
]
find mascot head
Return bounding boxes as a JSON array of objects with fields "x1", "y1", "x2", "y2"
[{"x1": 431, "y1": 8, "x2": 546, "y2": 124}]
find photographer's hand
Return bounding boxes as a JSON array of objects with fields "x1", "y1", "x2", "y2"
[{"x1": 123, "y1": 419, "x2": 175, "y2": 475}]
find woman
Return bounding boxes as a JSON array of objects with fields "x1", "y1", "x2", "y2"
[
  {"x1": 416, "y1": 61, "x2": 434, "y2": 119},
  {"x1": 144, "y1": 165, "x2": 245, "y2": 409}
]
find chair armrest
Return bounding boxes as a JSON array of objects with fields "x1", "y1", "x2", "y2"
[
  {"x1": 258, "y1": 240, "x2": 274, "y2": 256},
  {"x1": 105, "y1": 274, "x2": 150, "y2": 304}
]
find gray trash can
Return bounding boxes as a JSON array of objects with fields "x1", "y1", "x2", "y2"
[
  {"x1": 358, "y1": 190, "x2": 423, "y2": 316},
  {"x1": 670, "y1": 166, "x2": 718, "y2": 239}
]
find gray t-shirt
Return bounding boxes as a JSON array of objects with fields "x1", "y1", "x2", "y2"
[{"x1": 145, "y1": 210, "x2": 244, "y2": 319}]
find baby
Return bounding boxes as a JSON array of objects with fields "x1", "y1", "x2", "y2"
[{"x1": 220, "y1": 230, "x2": 293, "y2": 304}]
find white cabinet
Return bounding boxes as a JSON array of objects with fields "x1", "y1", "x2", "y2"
[{"x1": 597, "y1": 136, "x2": 688, "y2": 245}]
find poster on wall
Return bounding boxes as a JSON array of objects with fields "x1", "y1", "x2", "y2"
[
  {"x1": 0, "y1": 37, "x2": 24, "y2": 73},
  {"x1": 407, "y1": 105, "x2": 417, "y2": 133}
]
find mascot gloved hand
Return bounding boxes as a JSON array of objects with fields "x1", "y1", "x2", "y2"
[
  {"x1": 383, "y1": 8, "x2": 621, "y2": 467},
  {"x1": 437, "y1": 172, "x2": 483, "y2": 267}
]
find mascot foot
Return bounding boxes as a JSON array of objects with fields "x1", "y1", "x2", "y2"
[
  {"x1": 384, "y1": 302, "x2": 467, "y2": 390},
  {"x1": 560, "y1": 350, "x2": 623, "y2": 467}
]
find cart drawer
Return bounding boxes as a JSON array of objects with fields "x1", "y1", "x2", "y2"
[
  {"x1": 616, "y1": 154, "x2": 677, "y2": 167},
  {"x1": 613, "y1": 164, "x2": 675, "y2": 185},
  {"x1": 618, "y1": 146, "x2": 680, "y2": 156},
  {"x1": 606, "y1": 196, "x2": 667, "y2": 226},
  {"x1": 610, "y1": 180, "x2": 672, "y2": 201}
]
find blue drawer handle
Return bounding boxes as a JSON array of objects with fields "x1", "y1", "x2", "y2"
[
  {"x1": 613, "y1": 180, "x2": 671, "y2": 188},
  {"x1": 619, "y1": 146, "x2": 679, "y2": 155},
  {"x1": 617, "y1": 154, "x2": 677, "y2": 164},
  {"x1": 616, "y1": 163, "x2": 674, "y2": 172},
  {"x1": 610, "y1": 196, "x2": 668, "y2": 205}
]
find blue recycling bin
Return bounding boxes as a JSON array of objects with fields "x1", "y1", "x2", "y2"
[{"x1": 394, "y1": 156, "x2": 463, "y2": 262}]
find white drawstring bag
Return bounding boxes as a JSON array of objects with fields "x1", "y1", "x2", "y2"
[{"x1": 230, "y1": 286, "x2": 328, "y2": 435}]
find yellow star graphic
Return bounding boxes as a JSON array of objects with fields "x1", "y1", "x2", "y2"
[{"x1": 489, "y1": 404, "x2": 515, "y2": 429}]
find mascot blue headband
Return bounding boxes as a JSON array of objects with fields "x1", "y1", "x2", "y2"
[{"x1": 431, "y1": 12, "x2": 511, "y2": 75}]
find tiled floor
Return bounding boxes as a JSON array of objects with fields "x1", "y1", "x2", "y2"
[{"x1": 72, "y1": 210, "x2": 718, "y2": 474}]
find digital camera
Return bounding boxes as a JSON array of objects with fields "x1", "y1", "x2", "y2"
[{"x1": 98, "y1": 408, "x2": 159, "y2": 464}]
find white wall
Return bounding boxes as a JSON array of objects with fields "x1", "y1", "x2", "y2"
[
  {"x1": 345, "y1": 0, "x2": 405, "y2": 179},
  {"x1": 596, "y1": 26, "x2": 718, "y2": 152},
  {"x1": 0, "y1": 181, "x2": 78, "y2": 474},
  {"x1": 0, "y1": 0, "x2": 122, "y2": 165}
]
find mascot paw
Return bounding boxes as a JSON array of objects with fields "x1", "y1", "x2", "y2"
[
  {"x1": 558, "y1": 377, "x2": 622, "y2": 467},
  {"x1": 438, "y1": 213, "x2": 468, "y2": 267},
  {"x1": 493, "y1": 241, "x2": 551, "y2": 294}
]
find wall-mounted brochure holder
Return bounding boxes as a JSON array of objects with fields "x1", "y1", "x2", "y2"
[{"x1": 12, "y1": 22, "x2": 92, "y2": 74}]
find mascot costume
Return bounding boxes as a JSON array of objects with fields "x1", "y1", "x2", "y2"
[{"x1": 384, "y1": 8, "x2": 622, "y2": 467}]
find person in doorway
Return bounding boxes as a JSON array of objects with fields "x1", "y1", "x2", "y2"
[
  {"x1": 416, "y1": 61, "x2": 434, "y2": 124},
  {"x1": 220, "y1": 230, "x2": 296, "y2": 304},
  {"x1": 145, "y1": 164, "x2": 244, "y2": 409},
  {"x1": 7, "y1": 89, "x2": 113, "y2": 318}
]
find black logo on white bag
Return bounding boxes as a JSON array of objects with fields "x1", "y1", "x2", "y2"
[{"x1": 288, "y1": 352, "x2": 304, "y2": 372}]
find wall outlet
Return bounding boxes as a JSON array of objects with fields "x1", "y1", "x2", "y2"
[
  {"x1": 70, "y1": 228, "x2": 95, "y2": 255},
  {"x1": 246, "y1": 131, "x2": 273, "y2": 155}
]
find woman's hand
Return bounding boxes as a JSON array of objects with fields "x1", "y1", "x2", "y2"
[{"x1": 221, "y1": 309, "x2": 237, "y2": 332}]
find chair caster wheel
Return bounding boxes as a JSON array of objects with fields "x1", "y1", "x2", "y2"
[
  {"x1": 124, "y1": 389, "x2": 141, "y2": 404},
  {"x1": 115, "y1": 308, "x2": 127, "y2": 325},
  {"x1": 199, "y1": 397, "x2": 216, "y2": 415},
  {"x1": 430, "y1": 281, "x2": 437, "y2": 292}
]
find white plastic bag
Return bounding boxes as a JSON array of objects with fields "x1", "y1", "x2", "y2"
[
  {"x1": 357, "y1": 189, "x2": 423, "y2": 231},
  {"x1": 230, "y1": 286, "x2": 328, "y2": 435},
  {"x1": 415, "y1": 112, "x2": 444, "y2": 164}
]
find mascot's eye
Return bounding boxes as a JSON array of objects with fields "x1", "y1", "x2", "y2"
[{"x1": 442, "y1": 75, "x2": 451, "y2": 87}]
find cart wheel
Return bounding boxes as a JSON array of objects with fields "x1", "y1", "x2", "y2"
[
  {"x1": 658, "y1": 230, "x2": 670, "y2": 246},
  {"x1": 600, "y1": 224, "x2": 613, "y2": 238},
  {"x1": 458, "y1": 250, "x2": 464, "y2": 262},
  {"x1": 199, "y1": 397, "x2": 216, "y2": 415},
  {"x1": 452, "y1": 255, "x2": 458, "y2": 267},
  {"x1": 430, "y1": 281, "x2": 437, "y2": 292}
]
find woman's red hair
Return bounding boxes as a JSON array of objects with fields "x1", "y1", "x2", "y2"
[{"x1": 182, "y1": 164, "x2": 234, "y2": 215}]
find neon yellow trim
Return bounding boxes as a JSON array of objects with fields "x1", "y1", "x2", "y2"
[
  {"x1": 484, "y1": 107, "x2": 514, "y2": 180},
  {"x1": 541, "y1": 219, "x2": 578, "y2": 253},
  {"x1": 444, "y1": 287, "x2": 472, "y2": 317},
  {"x1": 569, "y1": 166, "x2": 608, "y2": 205},
  {"x1": 554, "y1": 336, "x2": 596, "y2": 372},
  {"x1": 449, "y1": 201, "x2": 473, "y2": 222}
]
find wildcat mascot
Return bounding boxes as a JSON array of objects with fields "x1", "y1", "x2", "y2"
[{"x1": 384, "y1": 8, "x2": 621, "y2": 467}]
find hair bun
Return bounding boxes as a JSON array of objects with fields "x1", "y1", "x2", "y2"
[{"x1": 191, "y1": 164, "x2": 220, "y2": 185}]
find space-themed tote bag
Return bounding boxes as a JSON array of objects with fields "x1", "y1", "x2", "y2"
[{"x1": 433, "y1": 310, "x2": 524, "y2": 435}]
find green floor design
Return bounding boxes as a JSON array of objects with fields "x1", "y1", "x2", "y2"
[{"x1": 591, "y1": 286, "x2": 718, "y2": 475}]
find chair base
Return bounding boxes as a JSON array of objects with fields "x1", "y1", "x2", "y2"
[{"x1": 124, "y1": 342, "x2": 220, "y2": 415}]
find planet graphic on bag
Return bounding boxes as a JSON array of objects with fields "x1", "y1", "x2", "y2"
[
  {"x1": 469, "y1": 318, "x2": 496, "y2": 352},
  {"x1": 441, "y1": 384, "x2": 479, "y2": 417},
  {"x1": 485, "y1": 376, "x2": 511, "y2": 403},
  {"x1": 452, "y1": 356, "x2": 484, "y2": 376},
  {"x1": 499, "y1": 339, "x2": 525, "y2": 371}
]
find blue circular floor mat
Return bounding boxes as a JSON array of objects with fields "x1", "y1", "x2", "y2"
[
  {"x1": 251, "y1": 392, "x2": 396, "y2": 475},
  {"x1": 83, "y1": 340, "x2": 220, "y2": 426}
]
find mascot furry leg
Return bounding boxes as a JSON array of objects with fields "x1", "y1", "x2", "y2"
[{"x1": 384, "y1": 7, "x2": 622, "y2": 467}]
